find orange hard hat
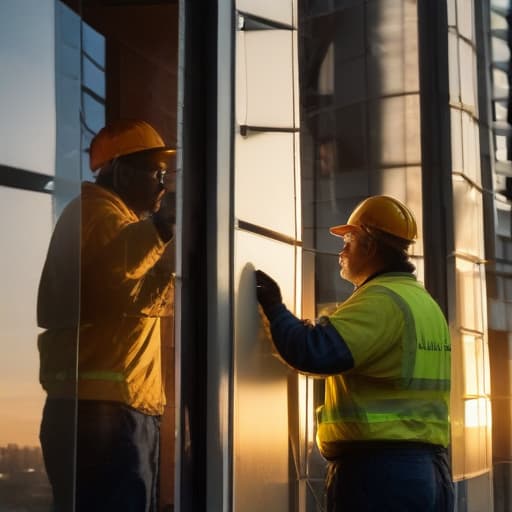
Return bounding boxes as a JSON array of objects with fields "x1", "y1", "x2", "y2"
[
  {"x1": 89, "y1": 119, "x2": 175, "y2": 171},
  {"x1": 330, "y1": 195, "x2": 418, "y2": 243}
]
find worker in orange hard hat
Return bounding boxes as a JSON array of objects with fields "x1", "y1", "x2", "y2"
[
  {"x1": 255, "y1": 195, "x2": 453, "y2": 511},
  {"x1": 37, "y1": 119, "x2": 176, "y2": 511}
]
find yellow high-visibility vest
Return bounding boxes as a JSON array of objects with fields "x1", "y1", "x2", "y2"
[{"x1": 318, "y1": 273, "x2": 451, "y2": 458}]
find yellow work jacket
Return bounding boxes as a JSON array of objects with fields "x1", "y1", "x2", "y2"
[
  {"x1": 317, "y1": 273, "x2": 451, "y2": 458},
  {"x1": 37, "y1": 182, "x2": 174, "y2": 415}
]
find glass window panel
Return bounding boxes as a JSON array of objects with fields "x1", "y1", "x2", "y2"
[
  {"x1": 0, "y1": 1, "x2": 56, "y2": 176},
  {"x1": 463, "y1": 334, "x2": 478, "y2": 396},
  {"x1": 240, "y1": 30, "x2": 295, "y2": 128},
  {"x1": 403, "y1": 0, "x2": 419, "y2": 92},
  {"x1": 490, "y1": 9, "x2": 508, "y2": 30},
  {"x1": 491, "y1": 36, "x2": 510, "y2": 63},
  {"x1": 495, "y1": 134, "x2": 508, "y2": 161},
  {"x1": 331, "y1": 4, "x2": 364, "y2": 61},
  {"x1": 333, "y1": 103, "x2": 368, "y2": 171},
  {"x1": 367, "y1": 52, "x2": 404, "y2": 98},
  {"x1": 0, "y1": 187, "x2": 55, "y2": 508},
  {"x1": 370, "y1": 96, "x2": 406, "y2": 167},
  {"x1": 59, "y1": 39, "x2": 81, "y2": 82},
  {"x1": 493, "y1": 68, "x2": 509, "y2": 93},
  {"x1": 494, "y1": 99, "x2": 508, "y2": 121},
  {"x1": 507, "y1": 302, "x2": 512, "y2": 331},
  {"x1": 455, "y1": 257, "x2": 484, "y2": 333},
  {"x1": 451, "y1": 108, "x2": 463, "y2": 173},
  {"x1": 405, "y1": 94, "x2": 421, "y2": 164},
  {"x1": 459, "y1": 39, "x2": 476, "y2": 109},
  {"x1": 82, "y1": 22, "x2": 105, "y2": 68},
  {"x1": 453, "y1": 176, "x2": 485, "y2": 258},
  {"x1": 233, "y1": 230, "x2": 299, "y2": 511},
  {"x1": 482, "y1": 337, "x2": 491, "y2": 396},
  {"x1": 463, "y1": 334, "x2": 489, "y2": 397},
  {"x1": 372, "y1": 165, "x2": 424, "y2": 256},
  {"x1": 489, "y1": 297, "x2": 507, "y2": 331},
  {"x1": 367, "y1": 0, "x2": 419, "y2": 96},
  {"x1": 83, "y1": 56, "x2": 105, "y2": 99},
  {"x1": 82, "y1": 93, "x2": 105, "y2": 135},
  {"x1": 447, "y1": 0, "x2": 456, "y2": 27},
  {"x1": 235, "y1": 132, "x2": 298, "y2": 238},
  {"x1": 367, "y1": 0, "x2": 404, "y2": 95},
  {"x1": 456, "y1": 0, "x2": 474, "y2": 41},
  {"x1": 461, "y1": 112, "x2": 479, "y2": 184},
  {"x1": 448, "y1": 30, "x2": 460, "y2": 102},
  {"x1": 463, "y1": 398, "x2": 492, "y2": 477},
  {"x1": 334, "y1": 56, "x2": 366, "y2": 107}
]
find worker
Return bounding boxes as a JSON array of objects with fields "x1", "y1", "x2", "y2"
[
  {"x1": 255, "y1": 195, "x2": 453, "y2": 511},
  {"x1": 37, "y1": 119, "x2": 176, "y2": 512}
]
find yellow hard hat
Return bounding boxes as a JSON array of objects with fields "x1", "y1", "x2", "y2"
[
  {"x1": 330, "y1": 195, "x2": 418, "y2": 243},
  {"x1": 89, "y1": 119, "x2": 175, "y2": 171}
]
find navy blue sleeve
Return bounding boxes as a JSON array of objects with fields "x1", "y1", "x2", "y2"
[{"x1": 264, "y1": 303, "x2": 355, "y2": 375}]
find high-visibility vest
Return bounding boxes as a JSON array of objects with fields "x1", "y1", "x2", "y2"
[{"x1": 319, "y1": 273, "x2": 451, "y2": 458}]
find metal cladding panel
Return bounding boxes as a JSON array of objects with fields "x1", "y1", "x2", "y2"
[
  {"x1": 236, "y1": 30, "x2": 295, "y2": 128},
  {"x1": 234, "y1": 132, "x2": 298, "y2": 238},
  {"x1": 236, "y1": 0, "x2": 296, "y2": 27},
  {"x1": 233, "y1": 229, "x2": 300, "y2": 512}
]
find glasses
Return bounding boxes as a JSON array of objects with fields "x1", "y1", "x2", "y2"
[
  {"x1": 155, "y1": 168, "x2": 167, "y2": 186},
  {"x1": 152, "y1": 168, "x2": 175, "y2": 189}
]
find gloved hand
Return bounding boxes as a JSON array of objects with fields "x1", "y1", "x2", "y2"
[
  {"x1": 153, "y1": 192, "x2": 176, "y2": 242},
  {"x1": 255, "y1": 269, "x2": 283, "y2": 314}
]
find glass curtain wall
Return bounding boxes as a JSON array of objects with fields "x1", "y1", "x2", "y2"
[
  {"x1": 483, "y1": 0, "x2": 512, "y2": 510},
  {"x1": 298, "y1": 0, "x2": 423, "y2": 508},
  {"x1": 0, "y1": 2, "x2": 78, "y2": 510},
  {"x1": 446, "y1": 0, "x2": 493, "y2": 493},
  {"x1": 0, "y1": 1, "x2": 178, "y2": 510}
]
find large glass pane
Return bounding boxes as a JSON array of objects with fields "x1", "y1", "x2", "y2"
[
  {"x1": 0, "y1": 188, "x2": 55, "y2": 510},
  {"x1": 75, "y1": 4, "x2": 179, "y2": 511},
  {"x1": 0, "y1": 1, "x2": 56, "y2": 176},
  {"x1": 0, "y1": 2, "x2": 179, "y2": 510},
  {"x1": 298, "y1": 2, "x2": 424, "y2": 509},
  {"x1": 453, "y1": 176, "x2": 485, "y2": 259}
]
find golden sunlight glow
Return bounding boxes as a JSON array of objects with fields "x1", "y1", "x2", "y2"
[{"x1": 464, "y1": 398, "x2": 490, "y2": 429}]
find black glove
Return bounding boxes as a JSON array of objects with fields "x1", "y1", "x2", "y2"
[{"x1": 255, "y1": 269, "x2": 283, "y2": 314}]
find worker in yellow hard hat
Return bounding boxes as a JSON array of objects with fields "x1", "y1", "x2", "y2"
[
  {"x1": 37, "y1": 119, "x2": 176, "y2": 511},
  {"x1": 255, "y1": 195, "x2": 453, "y2": 511}
]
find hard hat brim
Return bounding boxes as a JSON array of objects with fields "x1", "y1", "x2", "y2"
[{"x1": 329, "y1": 224, "x2": 359, "y2": 237}]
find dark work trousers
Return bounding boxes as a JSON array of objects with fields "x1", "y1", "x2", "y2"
[
  {"x1": 40, "y1": 398, "x2": 161, "y2": 512},
  {"x1": 325, "y1": 442, "x2": 454, "y2": 512}
]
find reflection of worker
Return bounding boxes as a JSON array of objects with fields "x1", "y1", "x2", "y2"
[
  {"x1": 255, "y1": 196, "x2": 453, "y2": 511},
  {"x1": 37, "y1": 119, "x2": 176, "y2": 511}
]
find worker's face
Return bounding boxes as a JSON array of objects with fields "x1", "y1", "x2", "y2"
[
  {"x1": 338, "y1": 229, "x2": 373, "y2": 286},
  {"x1": 120, "y1": 152, "x2": 176, "y2": 216}
]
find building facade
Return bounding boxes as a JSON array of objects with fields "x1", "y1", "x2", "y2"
[{"x1": 0, "y1": 0, "x2": 510, "y2": 511}]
